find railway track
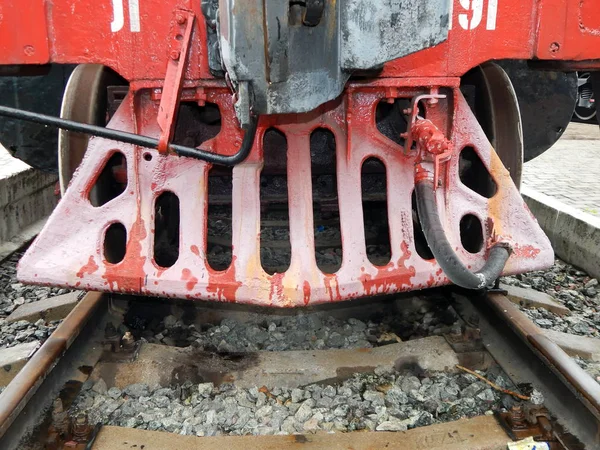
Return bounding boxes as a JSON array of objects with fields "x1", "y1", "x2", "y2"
[{"x1": 0, "y1": 279, "x2": 599, "y2": 449}]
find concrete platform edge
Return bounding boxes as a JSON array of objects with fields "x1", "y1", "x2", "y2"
[
  {"x1": 522, "y1": 186, "x2": 600, "y2": 280},
  {"x1": 0, "y1": 218, "x2": 46, "y2": 263}
]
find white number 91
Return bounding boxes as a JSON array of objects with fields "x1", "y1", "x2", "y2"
[{"x1": 450, "y1": 0, "x2": 498, "y2": 31}]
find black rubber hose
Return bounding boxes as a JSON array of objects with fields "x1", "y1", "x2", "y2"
[
  {"x1": 415, "y1": 180, "x2": 511, "y2": 289},
  {"x1": 0, "y1": 104, "x2": 258, "y2": 166}
]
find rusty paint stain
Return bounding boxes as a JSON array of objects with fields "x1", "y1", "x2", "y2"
[{"x1": 76, "y1": 255, "x2": 99, "y2": 278}]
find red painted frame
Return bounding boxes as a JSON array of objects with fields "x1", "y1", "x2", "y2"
[{"x1": 1, "y1": 1, "x2": 599, "y2": 79}]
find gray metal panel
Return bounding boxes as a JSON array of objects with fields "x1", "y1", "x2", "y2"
[
  {"x1": 341, "y1": 0, "x2": 450, "y2": 70},
  {"x1": 212, "y1": 0, "x2": 450, "y2": 120}
]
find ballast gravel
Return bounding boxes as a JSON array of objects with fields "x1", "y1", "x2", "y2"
[
  {"x1": 70, "y1": 366, "x2": 518, "y2": 436},
  {"x1": 0, "y1": 251, "x2": 72, "y2": 350},
  {"x1": 0, "y1": 251, "x2": 71, "y2": 318},
  {"x1": 130, "y1": 299, "x2": 463, "y2": 352},
  {"x1": 0, "y1": 318, "x2": 59, "y2": 349},
  {"x1": 503, "y1": 259, "x2": 600, "y2": 338}
]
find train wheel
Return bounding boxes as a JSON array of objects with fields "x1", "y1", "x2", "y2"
[
  {"x1": 58, "y1": 64, "x2": 125, "y2": 196},
  {"x1": 461, "y1": 62, "x2": 524, "y2": 188}
]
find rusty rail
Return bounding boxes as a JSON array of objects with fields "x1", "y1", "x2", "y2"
[
  {"x1": 486, "y1": 293, "x2": 600, "y2": 420},
  {"x1": 0, "y1": 292, "x2": 104, "y2": 438}
]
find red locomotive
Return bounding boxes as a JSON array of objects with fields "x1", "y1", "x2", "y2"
[{"x1": 0, "y1": 0, "x2": 598, "y2": 306}]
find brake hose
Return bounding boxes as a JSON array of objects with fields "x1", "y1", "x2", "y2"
[
  {"x1": 414, "y1": 179, "x2": 512, "y2": 289},
  {"x1": 0, "y1": 105, "x2": 258, "y2": 166}
]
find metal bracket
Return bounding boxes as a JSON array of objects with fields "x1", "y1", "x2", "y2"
[
  {"x1": 157, "y1": 9, "x2": 196, "y2": 154},
  {"x1": 403, "y1": 93, "x2": 446, "y2": 155}
]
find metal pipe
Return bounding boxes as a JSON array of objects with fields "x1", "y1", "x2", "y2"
[
  {"x1": 0, "y1": 105, "x2": 258, "y2": 166},
  {"x1": 486, "y1": 293, "x2": 600, "y2": 419},
  {"x1": 0, "y1": 292, "x2": 104, "y2": 438},
  {"x1": 415, "y1": 179, "x2": 511, "y2": 289}
]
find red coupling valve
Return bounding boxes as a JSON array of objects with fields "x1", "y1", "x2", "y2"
[{"x1": 412, "y1": 119, "x2": 453, "y2": 189}]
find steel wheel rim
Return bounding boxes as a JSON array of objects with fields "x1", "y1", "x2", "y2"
[{"x1": 58, "y1": 64, "x2": 114, "y2": 195}]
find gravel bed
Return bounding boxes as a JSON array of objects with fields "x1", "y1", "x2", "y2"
[
  {"x1": 70, "y1": 366, "x2": 523, "y2": 436},
  {"x1": 0, "y1": 251, "x2": 73, "y2": 350},
  {"x1": 0, "y1": 251, "x2": 72, "y2": 317},
  {"x1": 0, "y1": 318, "x2": 60, "y2": 349},
  {"x1": 573, "y1": 357, "x2": 600, "y2": 384},
  {"x1": 127, "y1": 299, "x2": 463, "y2": 351},
  {"x1": 503, "y1": 259, "x2": 600, "y2": 338}
]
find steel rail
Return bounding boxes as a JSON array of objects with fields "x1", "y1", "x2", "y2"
[
  {"x1": 453, "y1": 291, "x2": 600, "y2": 448},
  {"x1": 0, "y1": 292, "x2": 105, "y2": 440},
  {"x1": 486, "y1": 292, "x2": 600, "y2": 419}
]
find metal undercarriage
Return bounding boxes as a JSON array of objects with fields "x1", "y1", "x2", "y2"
[{"x1": 4, "y1": 0, "x2": 596, "y2": 305}]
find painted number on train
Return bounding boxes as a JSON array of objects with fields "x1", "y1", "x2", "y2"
[
  {"x1": 109, "y1": 0, "x2": 498, "y2": 34},
  {"x1": 111, "y1": 0, "x2": 140, "y2": 32},
  {"x1": 450, "y1": 0, "x2": 498, "y2": 30}
]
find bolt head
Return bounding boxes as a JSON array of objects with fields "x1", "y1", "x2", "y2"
[
  {"x1": 170, "y1": 50, "x2": 181, "y2": 61},
  {"x1": 176, "y1": 13, "x2": 187, "y2": 24}
]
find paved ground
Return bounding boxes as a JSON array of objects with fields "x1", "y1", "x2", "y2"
[{"x1": 523, "y1": 122, "x2": 600, "y2": 216}]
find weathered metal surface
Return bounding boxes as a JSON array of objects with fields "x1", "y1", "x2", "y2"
[
  {"x1": 3, "y1": 0, "x2": 598, "y2": 304},
  {"x1": 340, "y1": 0, "x2": 450, "y2": 70},
  {"x1": 92, "y1": 415, "x2": 511, "y2": 449},
  {"x1": 216, "y1": 0, "x2": 349, "y2": 120},
  {"x1": 461, "y1": 63, "x2": 524, "y2": 187},
  {"x1": 215, "y1": 0, "x2": 449, "y2": 120},
  {"x1": 0, "y1": 292, "x2": 104, "y2": 439},
  {"x1": 17, "y1": 80, "x2": 553, "y2": 305}
]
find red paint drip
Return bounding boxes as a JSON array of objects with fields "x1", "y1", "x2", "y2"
[
  {"x1": 360, "y1": 241, "x2": 416, "y2": 295},
  {"x1": 426, "y1": 274, "x2": 436, "y2": 287},
  {"x1": 512, "y1": 244, "x2": 541, "y2": 259},
  {"x1": 190, "y1": 245, "x2": 200, "y2": 257},
  {"x1": 103, "y1": 213, "x2": 147, "y2": 291},
  {"x1": 268, "y1": 273, "x2": 285, "y2": 304},
  {"x1": 181, "y1": 268, "x2": 198, "y2": 291},
  {"x1": 206, "y1": 255, "x2": 242, "y2": 302},
  {"x1": 324, "y1": 274, "x2": 342, "y2": 302},
  {"x1": 76, "y1": 255, "x2": 99, "y2": 278},
  {"x1": 302, "y1": 281, "x2": 311, "y2": 306}
]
